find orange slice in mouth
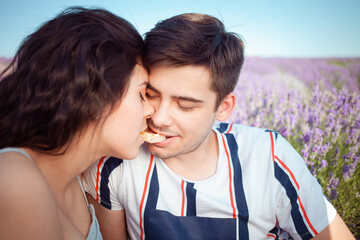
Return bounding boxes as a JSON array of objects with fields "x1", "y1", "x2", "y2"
[{"x1": 140, "y1": 131, "x2": 166, "y2": 143}]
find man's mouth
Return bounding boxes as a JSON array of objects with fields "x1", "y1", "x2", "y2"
[
  {"x1": 140, "y1": 131, "x2": 166, "y2": 143},
  {"x1": 145, "y1": 127, "x2": 178, "y2": 146}
]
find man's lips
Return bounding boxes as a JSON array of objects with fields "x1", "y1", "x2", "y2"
[
  {"x1": 147, "y1": 127, "x2": 173, "y2": 138},
  {"x1": 145, "y1": 127, "x2": 182, "y2": 147}
]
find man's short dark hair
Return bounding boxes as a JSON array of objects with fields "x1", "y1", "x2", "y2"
[{"x1": 143, "y1": 13, "x2": 245, "y2": 107}]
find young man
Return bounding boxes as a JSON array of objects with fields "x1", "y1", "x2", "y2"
[{"x1": 83, "y1": 13, "x2": 354, "y2": 240}]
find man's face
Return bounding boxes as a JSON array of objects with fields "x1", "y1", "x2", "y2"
[{"x1": 145, "y1": 65, "x2": 219, "y2": 160}]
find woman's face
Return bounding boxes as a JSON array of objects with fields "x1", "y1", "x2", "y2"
[{"x1": 98, "y1": 65, "x2": 154, "y2": 159}]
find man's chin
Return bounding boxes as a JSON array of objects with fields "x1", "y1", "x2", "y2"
[{"x1": 147, "y1": 145, "x2": 173, "y2": 160}]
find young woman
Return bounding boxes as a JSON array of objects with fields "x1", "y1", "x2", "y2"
[{"x1": 0, "y1": 7, "x2": 153, "y2": 239}]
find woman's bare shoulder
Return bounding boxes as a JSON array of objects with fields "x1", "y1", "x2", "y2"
[
  {"x1": 0, "y1": 152, "x2": 63, "y2": 239},
  {"x1": 0, "y1": 151, "x2": 44, "y2": 188}
]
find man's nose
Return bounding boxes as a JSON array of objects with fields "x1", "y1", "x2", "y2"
[{"x1": 151, "y1": 101, "x2": 173, "y2": 127}]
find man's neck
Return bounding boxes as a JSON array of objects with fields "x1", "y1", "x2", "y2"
[{"x1": 163, "y1": 130, "x2": 219, "y2": 181}]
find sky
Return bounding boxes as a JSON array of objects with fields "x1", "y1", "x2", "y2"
[{"x1": 1, "y1": 0, "x2": 360, "y2": 58}]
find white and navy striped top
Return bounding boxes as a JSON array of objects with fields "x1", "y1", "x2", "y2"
[{"x1": 83, "y1": 122, "x2": 336, "y2": 240}]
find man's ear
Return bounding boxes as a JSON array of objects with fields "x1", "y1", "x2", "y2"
[{"x1": 216, "y1": 92, "x2": 236, "y2": 121}]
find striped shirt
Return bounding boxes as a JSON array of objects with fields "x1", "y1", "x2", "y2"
[{"x1": 83, "y1": 122, "x2": 336, "y2": 240}]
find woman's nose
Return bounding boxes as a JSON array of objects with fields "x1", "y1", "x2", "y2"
[{"x1": 144, "y1": 98, "x2": 154, "y2": 119}]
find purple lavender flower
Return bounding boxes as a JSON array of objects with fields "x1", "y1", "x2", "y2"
[
  {"x1": 342, "y1": 164, "x2": 351, "y2": 179},
  {"x1": 320, "y1": 160, "x2": 328, "y2": 169}
]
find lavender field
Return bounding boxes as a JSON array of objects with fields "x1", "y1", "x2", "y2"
[
  {"x1": 229, "y1": 57, "x2": 360, "y2": 237},
  {"x1": 1, "y1": 56, "x2": 359, "y2": 236}
]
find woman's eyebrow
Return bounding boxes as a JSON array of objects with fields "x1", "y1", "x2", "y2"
[
  {"x1": 146, "y1": 84, "x2": 159, "y2": 93},
  {"x1": 138, "y1": 81, "x2": 148, "y2": 87}
]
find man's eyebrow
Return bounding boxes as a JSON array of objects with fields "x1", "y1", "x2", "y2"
[
  {"x1": 147, "y1": 84, "x2": 204, "y2": 103},
  {"x1": 176, "y1": 96, "x2": 204, "y2": 103}
]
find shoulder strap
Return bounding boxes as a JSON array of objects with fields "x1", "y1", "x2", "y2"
[
  {"x1": 77, "y1": 176, "x2": 90, "y2": 207},
  {"x1": 0, "y1": 147, "x2": 32, "y2": 161}
]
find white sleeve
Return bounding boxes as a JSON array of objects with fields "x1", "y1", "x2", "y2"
[
  {"x1": 82, "y1": 156, "x2": 124, "y2": 210},
  {"x1": 271, "y1": 133, "x2": 337, "y2": 239}
]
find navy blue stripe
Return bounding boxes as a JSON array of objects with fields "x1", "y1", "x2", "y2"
[
  {"x1": 274, "y1": 161, "x2": 313, "y2": 240},
  {"x1": 225, "y1": 133, "x2": 249, "y2": 239},
  {"x1": 145, "y1": 210, "x2": 236, "y2": 240},
  {"x1": 186, "y1": 182, "x2": 197, "y2": 216},
  {"x1": 145, "y1": 164, "x2": 159, "y2": 210},
  {"x1": 99, "y1": 157, "x2": 122, "y2": 209},
  {"x1": 144, "y1": 165, "x2": 159, "y2": 238},
  {"x1": 217, "y1": 122, "x2": 230, "y2": 133},
  {"x1": 265, "y1": 129, "x2": 278, "y2": 140}
]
